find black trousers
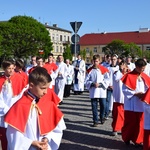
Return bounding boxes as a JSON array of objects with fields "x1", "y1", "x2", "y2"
[{"x1": 64, "y1": 84, "x2": 72, "y2": 97}]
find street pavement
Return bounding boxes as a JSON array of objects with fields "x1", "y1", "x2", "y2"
[{"x1": 58, "y1": 91, "x2": 143, "y2": 150}]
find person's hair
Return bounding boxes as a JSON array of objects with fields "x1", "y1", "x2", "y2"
[
  {"x1": 36, "y1": 56, "x2": 43, "y2": 61},
  {"x1": 93, "y1": 54, "x2": 100, "y2": 60},
  {"x1": 48, "y1": 53, "x2": 53, "y2": 57},
  {"x1": 29, "y1": 67, "x2": 52, "y2": 85},
  {"x1": 111, "y1": 54, "x2": 118, "y2": 58},
  {"x1": 15, "y1": 59, "x2": 25, "y2": 69},
  {"x1": 106, "y1": 54, "x2": 111, "y2": 58},
  {"x1": 135, "y1": 58, "x2": 147, "y2": 67},
  {"x1": 118, "y1": 60, "x2": 127, "y2": 66},
  {"x1": 2, "y1": 59, "x2": 16, "y2": 70}
]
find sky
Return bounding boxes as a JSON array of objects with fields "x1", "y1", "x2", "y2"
[{"x1": 0, "y1": 0, "x2": 150, "y2": 36}]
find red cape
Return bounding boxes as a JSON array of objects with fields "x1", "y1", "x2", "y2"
[
  {"x1": 43, "y1": 62, "x2": 58, "y2": 74},
  {"x1": 141, "y1": 88, "x2": 150, "y2": 104},
  {"x1": 121, "y1": 69, "x2": 150, "y2": 90},
  {"x1": 87, "y1": 64, "x2": 109, "y2": 74},
  {"x1": 0, "y1": 72, "x2": 27, "y2": 96},
  {"x1": 5, "y1": 92, "x2": 63, "y2": 135}
]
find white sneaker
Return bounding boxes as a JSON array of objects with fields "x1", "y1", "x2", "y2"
[{"x1": 112, "y1": 131, "x2": 118, "y2": 136}]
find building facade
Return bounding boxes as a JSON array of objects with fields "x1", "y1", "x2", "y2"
[
  {"x1": 45, "y1": 23, "x2": 72, "y2": 59},
  {"x1": 79, "y1": 28, "x2": 150, "y2": 63}
]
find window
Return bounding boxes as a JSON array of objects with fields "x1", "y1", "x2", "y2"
[
  {"x1": 68, "y1": 36, "x2": 70, "y2": 42},
  {"x1": 146, "y1": 46, "x2": 150, "y2": 50},
  {"x1": 60, "y1": 35, "x2": 62, "y2": 41},
  {"x1": 86, "y1": 48, "x2": 89, "y2": 53},
  {"x1": 56, "y1": 34, "x2": 59, "y2": 41},
  {"x1": 52, "y1": 34, "x2": 55, "y2": 41},
  {"x1": 56, "y1": 46, "x2": 59, "y2": 52},
  {"x1": 93, "y1": 47, "x2": 97, "y2": 53},
  {"x1": 60, "y1": 46, "x2": 62, "y2": 53},
  {"x1": 64, "y1": 35, "x2": 66, "y2": 42}
]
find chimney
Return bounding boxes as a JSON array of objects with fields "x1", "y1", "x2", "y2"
[{"x1": 53, "y1": 24, "x2": 58, "y2": 27}]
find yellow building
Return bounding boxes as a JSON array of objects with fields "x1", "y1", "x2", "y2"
[{"x1": 45, "y1": 23, "x2": 72, "y2": 59}]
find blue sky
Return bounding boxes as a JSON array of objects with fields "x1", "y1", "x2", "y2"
[{"x1": 0, "y1": 0, "x2": 150, "y2": 36}]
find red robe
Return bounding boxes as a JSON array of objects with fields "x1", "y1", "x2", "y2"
[
  {"x1": 121, "y1": 69, "x2": 150, "y2": 144},
  {"x1": 43, "y1": 62, "x2": 58, "y2": 75},
  {"x1": 5, "y1": 91, "x2": 63, "y2": 135},
  {"x1": 87, "y1": 64, "x2": 109, "y2": 74}
]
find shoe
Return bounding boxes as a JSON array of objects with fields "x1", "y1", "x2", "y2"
[
  {"x1": 92, "y1": 123, "x2": 99, "y2": 127},
  {"x1": 101, "y1": 118, "x2": 105, "y2": 124},
  {"x1": 105, "y1": 117, "x2": 109, "y2": 120},
  {"x1": 59, "y1": 101, "x2": 63, "y2": 105},
  {"x1": 112, "y1": 131, "x2": 118, "y2": 136},
  {"x1": 125, "y1": 140, "x2": 130, "y2": 145},
  {"x1": 134, "y1": 143, "x2": 143, "y2": 148}
]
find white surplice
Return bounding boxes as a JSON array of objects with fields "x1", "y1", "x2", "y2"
[
  {"x1": 73, "y1": 59, "x2": 86, "y2": 91},
  {"x1": 55, "y1": 62, "x2": 67, "y2": 101},
  {"x1": 85, "y1": 68, "x2": 109, "y2": 98},
  {"x1": 6, "y1": 100, "x2": 66, "y2": 150}
]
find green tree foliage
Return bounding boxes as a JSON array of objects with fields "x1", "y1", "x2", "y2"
[
  {"x1": 63, "y1": 45, "x2": 72, "y2": 62},
  {"x1": 0, "y1": 15, "x2": 53, "y2": 60},
  {"x1": 80, "y1": 49, "x2": 86, "y2": 60},
  {"x1": 103, "y1": 40, "x2": 142, "y2": 58}
]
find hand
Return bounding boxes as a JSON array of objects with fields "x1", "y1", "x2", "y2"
[
  {"x1": 108, "y1": 86, "x2": 113, "y2": 89},
  {"x1": 32, "y1": 140, "x2": 48, "y2": 150},
  {"x1": 95, "y1": 83, "x2": 100, "y2": 88},
  {"x1": 134, "y1": 92, "x2": 144, "y2": 99},
  {"x1": 75, "y1": 67, "x2": 79, "y2": 70}
]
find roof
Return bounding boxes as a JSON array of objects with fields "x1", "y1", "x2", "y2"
[
  {"x1": 45, "y1": 24, "x2": 72, "y2": 33},
  {"x1": 79, "y1": 30, "x2": 150, "y2": 45}
]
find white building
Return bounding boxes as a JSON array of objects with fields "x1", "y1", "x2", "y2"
[{"x1": 45, "y1": 23, "x2": 72, "y2": 59}]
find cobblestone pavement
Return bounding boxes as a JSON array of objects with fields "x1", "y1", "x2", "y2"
[{"x1": 58, "y1": 92, "x2": 143, "y2": 150}]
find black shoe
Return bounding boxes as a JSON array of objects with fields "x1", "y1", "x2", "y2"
[
  {"x1": 134, "y1": 143, "x2": 143, "y2": 148},
  {"x1": 125, "y1": 141, "x2": 130, "y2": 145},
  {"x1": 101, "y1": 118, "x2": 105, "y2": 124},
  {"x1": 59, "y1": 101, "x2": 63, "y2": 105},
  {"x1": 92, "y1": 123, "x2": 99, "y2": 127}
]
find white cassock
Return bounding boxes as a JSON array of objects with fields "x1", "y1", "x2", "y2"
[
  {"x1": 85, "y1": 68, "x2": 109, "y2": 98},
  {"x1": 55, "y1": 62, "x2": 67, "y2": 101},
  {"x1": 0, "y1": 81, "x2": 28, "y2": 127},
  {"x1": 107, "y1": 65, "x2": 119, "y2": 111},
  {"x1": 113, "y1": 70, "x2": 124, "y2": 104},
  {"x1": 73, "y1": 59, "x2": 86, "y2": 91},
  {"x1": 144, "y1": 63, "x2": 150, "y2": 77},
  {"x1": 127, "y1": 62, "x2": 135, "y2": 71},
  {"x1": 122, "y1": 77, "x2": 148, "y2": 112},
  {"x1": 6, "y1": 101, "x2": 66, "y2": 150},
  {"x1": 65, "y1": 64, "x2": 74, "y2": 85}
]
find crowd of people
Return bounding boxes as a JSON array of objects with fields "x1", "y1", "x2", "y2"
[
  {"x1": 1, "y1": 51, "x2": 150, "y2": 149},
  {"x1": 86, "y1": 53, "x2": 150, "y2": 149}
]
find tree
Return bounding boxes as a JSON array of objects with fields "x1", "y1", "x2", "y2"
[
  {"x1": 63, "y1": 45, "x2": 72, "y2": 62},
  {"x1": 0, "y1": 15, "x2": 53, "y2": 60},
  {"x1": 103, "y1": 40, "x2": 142, "y2": 58},
  {"x1": 80, "y1": 49, "x2": 86, "y2": 60}
]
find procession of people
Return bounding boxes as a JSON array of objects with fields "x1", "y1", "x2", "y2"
[{"x1": 1, "y1": 52, "x2": 150, "y2": 149}]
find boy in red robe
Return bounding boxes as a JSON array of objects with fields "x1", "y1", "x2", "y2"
[
  {"x1": 0, "y1": 59, "x2": 27, "y2": 150},
  {"x1": 5, "y1": 67, "x2": 66, "y2": 150}
]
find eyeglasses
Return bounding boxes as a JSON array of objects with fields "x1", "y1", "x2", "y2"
[{"x1": 111, "y1": 59, "x2": 117, "y2": 61}]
